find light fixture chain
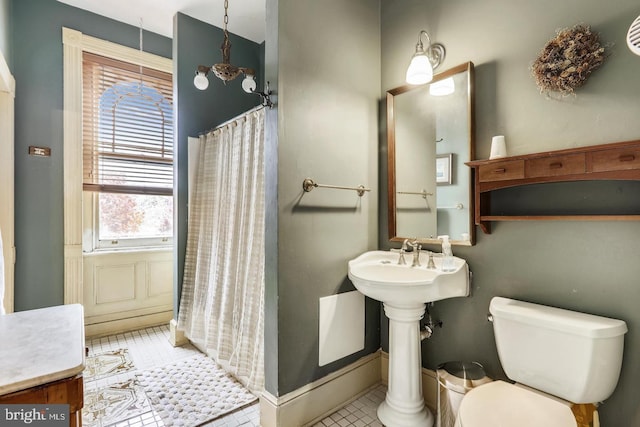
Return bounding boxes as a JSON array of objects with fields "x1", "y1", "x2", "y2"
[
  {"x1": 139, "y1": 17, "x2": 143, "y2": 53},
  {"x1": 139, "y1": 17, "x2": 144, "y2": 92},
  {"x1": 223, "y1": 0, "x2": 229, "y2": 31}
]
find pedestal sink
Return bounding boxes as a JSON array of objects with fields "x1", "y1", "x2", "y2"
[{"x1": 348, "y1": 250, "x2": 470, "y2": 427}]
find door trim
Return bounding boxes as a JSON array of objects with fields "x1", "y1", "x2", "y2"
[{"x1": 0, "y1": 49, "x2": 15, "y2": 313}]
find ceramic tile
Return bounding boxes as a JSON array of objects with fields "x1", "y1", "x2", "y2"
[
  {"x1": 86, "y1": 326, "x2": 389, "y2": 427},
  {"x1": 85, "y1": 325, "x2": 260, "y2": 427}
]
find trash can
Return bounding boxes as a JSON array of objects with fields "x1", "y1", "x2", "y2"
[{"x1": 436, "y1": 361, "x2": 492, "y2": 427}]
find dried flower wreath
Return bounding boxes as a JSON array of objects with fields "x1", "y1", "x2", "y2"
[{"x1": 531, "y1": 24, "x2": 607, "y2": 96}]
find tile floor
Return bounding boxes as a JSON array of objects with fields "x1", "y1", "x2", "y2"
[
  {"x1": 310, "y1": 386, "x2": 386, "y2": 427},
  {"x1": 84, "y1": 325, "x2": 386, "y2": 427}
]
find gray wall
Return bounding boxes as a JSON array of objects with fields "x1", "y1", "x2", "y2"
[
  {"x1": 265, "y1": 0, "x2": 381, "y2": 395},
  {"x1": 11, "y1": 0, "x2": 172, "y2": 311},
  {"x1": 172, "y1": 12, "x2": 262, "y2": 316},
  {"x1": 0, "y1": 0, "x2": 10, "y2": 70},
  {"x1": 381, "y1": 1, "x2": 640, "y2": 425}
]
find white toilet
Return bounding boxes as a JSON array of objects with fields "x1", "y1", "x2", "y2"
[{"x1": 455, "y1": 296, "x2": 628, "y2": 427}]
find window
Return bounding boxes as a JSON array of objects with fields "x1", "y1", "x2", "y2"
[{"x1": 82, "y1": 52, "x2": 173, "y2": 250}]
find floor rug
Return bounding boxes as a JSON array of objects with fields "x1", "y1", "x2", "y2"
[
  {"x1": 84, "y1": 348, "x2": 135, "y2": 380},
  {"x1": 82, "y1": 378, "x2": 150, "y2": 427},
  {"x1": 137, "y1": 354, "x2": 257, "y2": 426}
]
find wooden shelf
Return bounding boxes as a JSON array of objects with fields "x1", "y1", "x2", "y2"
[
  {"x1": 466, "y1": 139, "x2": 640, "y2": 233},
  {"x1": 480, "y1": 215, "x2": 640, "y2": 222}
]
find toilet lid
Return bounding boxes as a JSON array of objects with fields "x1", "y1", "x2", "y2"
[{"x1": 457, "y1": 381, "x2": 577, "y2": 427}]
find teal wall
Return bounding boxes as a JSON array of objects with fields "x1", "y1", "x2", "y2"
[
  {"x1": 172, "y1": 12, "x2": 262, "y2": 316},
  {"x1": 11, "y1": 0, "x2": 171, "y2": 311},
  {"x1": 10, "y1": 1, "x2": 640, "y2": 423},
  {"x1": 381, "y1": 1, "x2": 640, "y2": 425},
  {"x1": 9, "y1": 1, "x2": 262, "y2": 313},
  {"x1": 0, "y1": 0, "x2": 10, "y2": 70},
  {"x1": 265, "y1": 0, "x2": 381, "y2": 395}
]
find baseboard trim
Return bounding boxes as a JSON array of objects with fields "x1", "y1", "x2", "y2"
[
  {"x1": 259, "y1": 350, "x2": 440, "y2": 426},
  {"x1": 169, "y1": 319, "x2": 189, "y2": 346},
  {"x1": 380, "y1": 351, "x2": 438, "y2": 412},
  {"x1": 260, "y1": 351, "x2": 382, "y2": 427},
  {"x1": 84, "y1": 310, "x2": 172, "y2": 338}
]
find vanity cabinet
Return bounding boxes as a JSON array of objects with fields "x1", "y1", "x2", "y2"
[
  {"x1": 0, "y1": 304, "x2": 85, "y2": 427},
  {"x1": 466, "y1": 139, "x2": 640, "y2": 233},
  {"x1": 0, "y1": 376, "x2": 83, "y2": 427}
]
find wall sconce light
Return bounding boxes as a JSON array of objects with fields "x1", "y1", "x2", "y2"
[
  {"x1": 194, "y1": 0, "x2": 273, "y2": 107},
  {"x1": 405, "y1": 30, "x2": 445, "y2": 85}
]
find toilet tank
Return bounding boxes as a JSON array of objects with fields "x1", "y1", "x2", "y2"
[{"x1": 489, "y1": 297, "x2": 627, "y2": 404}]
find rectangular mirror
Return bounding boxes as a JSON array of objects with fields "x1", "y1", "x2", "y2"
[{"x1": 387, "y1": 62, "x2": 475, "y2": 246}]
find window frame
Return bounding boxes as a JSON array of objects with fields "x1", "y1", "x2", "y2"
[
  {"x1": 65, "y1": 28, "x2": 174, "y2": 259},
  {"x1": 81, "y1": 52, "x2": 174, "y2": 252},
  {"x1": 82, "y1": 191, "x2": 173, "y2": 252}
]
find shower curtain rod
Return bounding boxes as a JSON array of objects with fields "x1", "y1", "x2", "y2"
[{"x1": 197, "y1": 104, "x2": 266, "y2": 136}]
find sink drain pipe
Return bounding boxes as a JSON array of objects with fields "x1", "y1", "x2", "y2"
[
  {"x1": 421, "y1": 305, "x2": 443, "y2": 340},
  {"x1": 421, "y1": 325, "x2": 434, "y2": 340}
]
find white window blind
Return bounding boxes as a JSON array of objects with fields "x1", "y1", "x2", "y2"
[{"x1": 83, "y1": 52, "x2": 173, "y2": 196}]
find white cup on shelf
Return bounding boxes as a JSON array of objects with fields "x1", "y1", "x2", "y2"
[{"x1": 489, "y1": 135, "x2": 507, "y2": 159}]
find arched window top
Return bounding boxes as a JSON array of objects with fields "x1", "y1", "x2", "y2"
[{"x1": 83, "y1": 52, "x2": 173, "y2": 195}]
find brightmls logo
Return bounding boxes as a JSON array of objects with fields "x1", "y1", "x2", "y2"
[{"x1": 0, "y1": 405, "x2": 68, "y2": 426}]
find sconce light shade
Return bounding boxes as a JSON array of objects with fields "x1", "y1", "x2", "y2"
[
  {"x1": 194, "y1": 70, "x2": 209, "y2": 90},
  {"x1": 429, "y1": 76, "x2": 455, "y2": 96},
  {"x1": 406, "y1": 54, "x2": 434, "y2": 85},
  {"x1": 406, "y1": 30, "x2": 445, "y2": 85}
]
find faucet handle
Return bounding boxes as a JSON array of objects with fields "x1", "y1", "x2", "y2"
[
  {"x1": 398, "y1": 252, "x2": 407, "y2": 265},
  {"x1": 427, "y1": 251, "x2": 436, "y2": 269},
  {"x1": 411, "y1": 244, "x2": 422, "y2": 268},
  {"x1": 390, "y1": 246, "x2": 408, "y2": 265}
]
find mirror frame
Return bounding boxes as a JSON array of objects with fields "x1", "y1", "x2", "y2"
[{"x1": 387, "y1": 61, "x2": 476, "y2": 246}]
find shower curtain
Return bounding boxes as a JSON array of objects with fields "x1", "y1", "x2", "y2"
[{"x1": 178, "y1": 107, "x2": 265, "y2": 394}]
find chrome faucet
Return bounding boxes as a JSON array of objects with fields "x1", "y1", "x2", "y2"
[{"x1": 406, "y1": 239, "x2": 422, "y2": 267}]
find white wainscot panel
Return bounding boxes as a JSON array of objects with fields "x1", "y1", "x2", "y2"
[
  {"x1": 96, "y1": 263, "x2": 136, "y2": 304},
  {"x1": 147, "y1": 260, "x2": 173, "y2": 298},
  {"x1": 83, "y1": 250, "x2": 173, "y2": 328}
]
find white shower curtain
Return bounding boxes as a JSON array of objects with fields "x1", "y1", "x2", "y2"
[{"x1": 178, "y1": 107, "x2": 265, "y2": 393}]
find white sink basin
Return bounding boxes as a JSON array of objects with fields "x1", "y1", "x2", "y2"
[
  {"x1": 348, "y1": 250, "x2": 469, "y2": 306},
  {"x1": 348, "y1": 250, "x2": 471, "y2": 426}
]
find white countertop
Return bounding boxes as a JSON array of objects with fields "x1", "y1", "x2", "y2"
[{"x1": 0, "y1": 304, "x2": 85, "y2": 395}]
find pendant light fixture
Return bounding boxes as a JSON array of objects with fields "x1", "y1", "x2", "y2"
[
  {"x1": 405, "y1": 30, "x2": 445, "y2": 85},
  {"x1": 194, "y1": 0, "x2": 272, "y2": 107}
]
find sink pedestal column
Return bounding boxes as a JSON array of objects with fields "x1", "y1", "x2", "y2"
[{"x1": 378, "y1": 303, "x2": 433, "y2": 427}]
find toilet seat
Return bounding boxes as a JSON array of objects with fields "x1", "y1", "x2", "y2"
[{"x1": 456, "y1": 381, "x2": 577, "y2": 427}]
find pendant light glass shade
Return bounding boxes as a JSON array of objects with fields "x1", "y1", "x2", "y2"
[
  {"x1": 242, "y1": 74, "x2": 257, "y2": 93},
  {"x1": 194, "y1": 71, "x2": 209, "y2": 90}
]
